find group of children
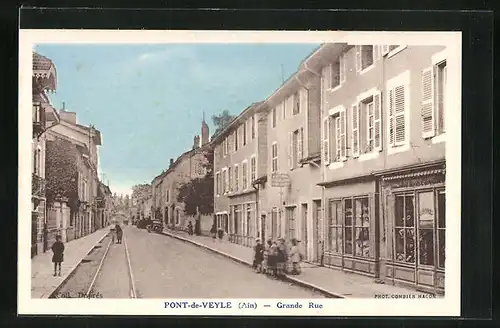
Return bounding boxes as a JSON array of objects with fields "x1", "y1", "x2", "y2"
[{"x1": 252, "y1": 237, "x2": 303, "y2": 278}]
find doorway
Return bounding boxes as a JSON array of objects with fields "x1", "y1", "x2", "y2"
[
  {"x1": 271, "y1": 209, "x2": 278, "y2": 240},
  {"x1": 31, "y1": 212, "x2": 38, "y2": 258},
  {"x1": 301, "y1": 203, "x2": 308, "y2": 260},
  {"x1": 313, "y1": 200, "x2": 322, "y2": 263}
]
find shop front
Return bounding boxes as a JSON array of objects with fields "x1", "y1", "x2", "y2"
[
  {"x1": 228, "y1": 192, "x2": 257, "y2": 248},
  {"x1": 377, "y1": 160, "x2": 446, "y2": 295},
  {"x1": 321, "y1": 177, "x2": 380, "y2": 277}
]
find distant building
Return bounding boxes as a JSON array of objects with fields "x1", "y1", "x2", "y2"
[{"x1": 151, "y1": 118, "x2": 212, "y2": 233}]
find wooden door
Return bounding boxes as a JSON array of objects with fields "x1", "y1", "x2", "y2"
[{"x1": 301, "y1": 204, "x2": 308, "y2": 260}]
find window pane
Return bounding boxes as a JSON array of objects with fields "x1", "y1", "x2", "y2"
[
  {"x1": 355, "y1": 228, "x2": 363, "y2": 256},
  {"x1": 395, "y1": 195, "x2": 404, "y2": 227},
  {"x1": 405, "y1": 228, "x2": 415, "y2": 263},
  {"x1": 438, "y1": 191, "x2": 446, "y2": 228},
  {"x1": 336, "y1": 202, "x2": 342, "y2": 226},
  {"x1": 337, "y1": 227, "x2": 343, "y2": 253},
  {"x1": 329, "y1": 227, "x2": 337, "y2": 252},
  {"x1": 418, "y1": 191, "x2": 434, "y2": 229},
  {"x1": 419, "y1": 228, "x2": 434, "y2": 266},
  {"x1": 344, "y1": 199, "x2": 352, "y2": 226},
  {"x1": 361, "y1": 198, "x2": 370, "y2": 227},
  {"x1": 395, "y1": 228, "x2": 405, "y2": 261},
  {"x1": 355, "y1": 199, "x2": 363, "y2": 226},
  {"x1": 344, "y1": 227, "x2": 353, "y2": 254},
  {"x1": 438, "y1": 229, "x2": 445, "y2": 268},
  {"x1": 362, "y1": 227, "x2": 370, "y2": 257},
  {"x1": 405, "y1": 195, "x2": 415, "y2": 227}
]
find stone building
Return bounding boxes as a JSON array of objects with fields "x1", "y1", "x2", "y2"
[
  {"x1": 212, "y1": 102, "x2": 268, "y2": 247},
  {"x1": 151, "y1": 117, "x2": 212, "y2": 233},
  {"x1": 31, "y1": 52, "x2": 61, "y2": 257},
  {"x1": 304, "y1": 43, "x2": 450, "y2": 294},
  {"x1": 45, "y1": 106, "x2": 103, "y2": 242}
]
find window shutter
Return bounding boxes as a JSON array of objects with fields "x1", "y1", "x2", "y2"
[
  {"x1": 421, "y1": 66, "x2": 435, "y2": 138},
  {"x1": 298, "y1": 128, "x2": 303, "y2": 162},
  {"x1": 323, "y1": 117, "x2": 330, "y2": 165},
  {"x1": 388, "y1": 88, "x2": 395, "y2": 147},
  {"x1": 340, "y1": 54, "x2": 346, "y2": 83},
  {"x1": 374, "y1": 91, "x2": 382, "y2": 151},
  {"x1": 288, "y1": 132, "x2": 293, "y2": 170},
  {"x1": 352, "y1": 103, "x2": 360, "y2": 157},
  {"x1": 340, "y1": 110, "x2": 347, "y2": 160},
  {"x1": 355, "y1": 45, "x2": 361, "y2": 72},
  {"x1": 394, "y1": 85, "x2": 406, "y2": 145}
]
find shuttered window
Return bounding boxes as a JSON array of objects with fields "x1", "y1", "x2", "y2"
[
  {"x1": 352, "y1": 103, "x2": 360, "y2": 157},
  {"x1": 388, "y1": 84, "x2": 407, "y2": 146},
  {"x1": 323, "y1": 117, "x2": 330, "y2": 165},
  {"x1": 228, "y1": 167, "x2": 232, "y2": 192},
  {"x1": 293, "y1": 92, "x2": 300, "y2": 115},
  {"x1": 272, "y1": 107, "x2": 276, "y2": 128},
  {"x1": 234, "y1": 165, "x2": 239, "y2": 191},
  {"x1": 373, "y1": 92, "x2": 382, "y2": 150},
  {"x1": 421, "y1": 67, "x2": 435, "y2": 138},
  {"x1": 250, "y1": 156, "x2": 256, "y2": 182},
  {"x1": 356, "y1": 45, "x2": 374, "y2": 72},
  {"x1": 242, "y1": 161, "x2": 248, "y2": 190},
  {"x1": 340, "y1": 110, "x2": 347, "y2": 160},
  {"x1": 271, "y1": 143, "x2": 278, "y2": 173}
]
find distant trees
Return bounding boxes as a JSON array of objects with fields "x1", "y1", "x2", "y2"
[
  {"x1": 211, "y1": 110, "x2": 235, "y2": 138},
  {"x1": 176, "y1": 146, "x2": 214, "y2": 235}
]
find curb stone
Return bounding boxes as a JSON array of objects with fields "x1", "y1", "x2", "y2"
[
  {"x1": 161, "y1": 231, "x2": 345, "y2": 299},
  {"x1": 47, "y1": 229, "x2": 110, "y2": 299}
]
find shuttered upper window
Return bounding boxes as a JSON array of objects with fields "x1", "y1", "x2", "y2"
[
  {"x1": 324, "y1": 107, "x2": 347, "y2": 164},
  {"x1": 421, "y1": 60, "x2": 447, "y2": 139},
  {"x1": 387, "y1": 71, "x2": 410, "y2": 151},
  {"x1": 356, "y1": 45, "x2": 374, "y2": 73}
]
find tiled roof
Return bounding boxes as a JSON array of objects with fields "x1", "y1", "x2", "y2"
[{"x1": 33, "y1": 52, "x2": 53, "y2": 71}]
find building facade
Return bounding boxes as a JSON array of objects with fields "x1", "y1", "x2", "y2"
[
  {"x1": 261, "y1": 63, "x2": 323, "y2": 262},
  {"x1": 151, "y1": 119, "x2": 211, "y2": 231},
  {"x1": 45, "y1": 107, "x2": 103, "y2": 242},
  {"x1": 212, "y1": 102, "x2": 268, "y2": 247},
  {"x1": 302, "y1": 43, "x2": 448, "y2": 294},
  {"x1": 31, "y1": 52, "x2": 60, "y2": 257}
]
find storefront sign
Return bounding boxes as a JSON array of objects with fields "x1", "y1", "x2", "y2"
[
  {"x1": 271, "y1": 173, "x2": 290, "y2": 187},
  {"x1": 384, "y1": 173, "x2": 444, "y2": 189}
]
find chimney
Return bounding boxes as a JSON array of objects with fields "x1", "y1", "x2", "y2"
[
  {"x1": 193, "y1": 135, "x2": 200, "y2": 149},
  {"x1": 169, "y1": 158, "x2": 174, "y2": 167}
]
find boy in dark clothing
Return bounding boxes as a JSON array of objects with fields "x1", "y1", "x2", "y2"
[
  {"x1": 51, "y1": 235, "x2": 64, "y2": 276},
  {"x1": 115, "y1": 224, "x2": 123, "y2": 244},
  {"x1": 252, "y1": 238, "x2": 264, "y2": 273}
]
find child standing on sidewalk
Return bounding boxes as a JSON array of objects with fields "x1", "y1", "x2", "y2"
[
  {"x1": 252, "y1": 238, "x2": 264, "y2": 273},
  {"x1": 51, "y1": 235, "x2": 64, "y2": 277},
  {"x1": 289, "y1": 238, "x2": 303, "y2": 275}
]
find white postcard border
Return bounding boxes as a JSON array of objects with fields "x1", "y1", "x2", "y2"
[{"x1": 19, "y1": 30, "x2": 461, "y2": 316}]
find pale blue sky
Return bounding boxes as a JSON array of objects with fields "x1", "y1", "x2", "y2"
[{"x1": 34, "y1": 43, "x2": 319, "y2": 196}]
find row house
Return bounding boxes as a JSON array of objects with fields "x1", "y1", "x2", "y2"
[
  {"x1": 212, "y1": 102, "x2": 267, "y2": 247},
  {"x1": 97, "y1": 182, "x2": 113, "y2": 228},
  {"x1": 31, "y1": 52, "x2": 60, "y2": 257},
  {"x1": 151, "y1": 119, "x2": 211, "y2": 231},
  {"x1": 45, "y1": 107, "x2": 103, "y2": 242},
  {"x1": 262, "y1": 63, "x2": 323, "y2": 262},
  {"x1": 303, "y1": 43, "x2": 449, "y2": 294}
]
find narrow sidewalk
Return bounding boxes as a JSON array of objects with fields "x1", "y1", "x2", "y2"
[
  {"x1": 162, "y1": 229, "x2": 433, "y2": 298},
  {"x1": 31, "y1": 227, "x2": 111, "y2": 298}
]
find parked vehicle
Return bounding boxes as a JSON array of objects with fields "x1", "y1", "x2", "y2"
[{"x1": 151, "y1": 220, "x2": 163, "y2": 233}]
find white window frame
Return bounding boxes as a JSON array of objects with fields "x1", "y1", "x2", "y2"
[
  {"x1": 250, "y1": 155, "x2": 257, "y2": 183},
  {"x1": 228, "y1": 166, "x2": 232, "y2": 192},
  {"x1": 356, "y1": 45, "x2": 375, "y2": 75},
  {"x1": 322, "y1": 116, "x2": 330, "y2": 165},
  {"x1": 215, "y1": 171, "x2": 220, "y2": 196},
  {"x1": 221, "y1": 168, "x2": 227, "y2": 194},
  {"x1": 251, "y1": 114, "x2": 256, "y2": 139},
  {"x1": 242, "y1": 121, "x2": 247, "y2": 146},
  {"x1": 242, "y1": 160, "x2": 248, "y2": 190},
  {"x1": 386, "y1": 70, "x2": 411, "y2": 155},
  {"x1": 430, "y1": 49, "x2": 448, "y2": 144},
  {"x1": 234, "y1": 164, "x2": 239, "y2": 192},
  {"x1": 355, "y1": 88, "x2": 383, "y2": 162},
  {"x1": 327, "y1": 105, "x2": 347, "y2": 164},
  {"x1": 327, "y1": 53, "x2": 346, "y2": 91},
  {"x1": 271, "y1": 142, "x2": 278, "y2": 173}
]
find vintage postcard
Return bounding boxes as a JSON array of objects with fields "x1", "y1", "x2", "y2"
[{"x1": 19, "y1": 29, "x2": 461, "y2": 316}]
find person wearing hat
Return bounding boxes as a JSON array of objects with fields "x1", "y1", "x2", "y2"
[{"x1": 252, "y1": 238, "x2": 264, "y2": 273}]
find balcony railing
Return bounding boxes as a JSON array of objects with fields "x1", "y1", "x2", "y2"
[{"x1": 32, "y1": 173, "x2": 46, "y2": 198}]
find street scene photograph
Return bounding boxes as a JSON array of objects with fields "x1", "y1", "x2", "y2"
[{"x1": 20, "y1": 30, "x2": 461, "y2": 315}]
